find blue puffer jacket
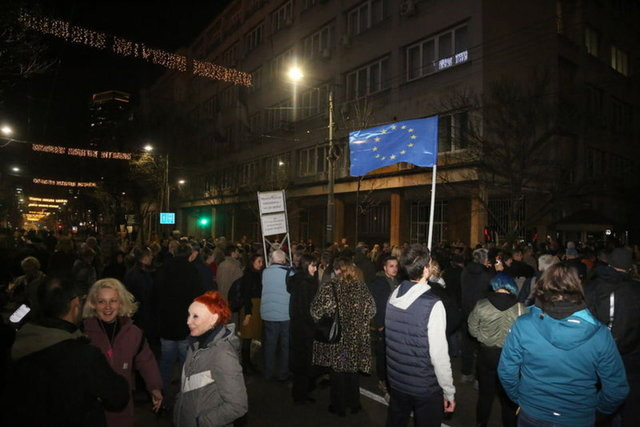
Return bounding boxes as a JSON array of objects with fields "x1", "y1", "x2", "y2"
[{"x1": 498, "y1": 305, "x2": 629, "y2": 426}]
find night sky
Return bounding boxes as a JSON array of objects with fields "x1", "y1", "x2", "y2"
[
  {"x1": 5, "y1": 1, "x2": 231, "y2": 143},
  {"x1": 1, "y1": 0, "x2": 231, "y2": 196}
]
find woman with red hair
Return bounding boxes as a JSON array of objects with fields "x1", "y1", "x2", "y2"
[{"x1": 173, "y1": 291, "x2": 248, "y2": 427}]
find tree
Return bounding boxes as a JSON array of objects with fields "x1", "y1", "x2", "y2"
[
  {"x1": 439, "y1": 73, "x2": 576, "y2": 244},
  {"x1": 0, "y1": 2, "x2": 55, "y2": 98}
]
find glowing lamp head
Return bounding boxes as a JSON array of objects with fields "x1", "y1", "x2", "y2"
[
  {"x1": 198, "y1": 217, "x2": 210, "y2": 227},
  {"x1": 143, "y1": 144, "x2": 154, "y2": 152},
  {"x1": 1, "y1": 125, "x2": 13, "y2": 136},
  {"x1": 11, "y1": 166, "x2": 20, "y2": 172},
  {"x1": 287, "y1": 66, "x2": 304, "y2": 82},
  {"x1": 178, "y1": 179, "x2": 186, "y2": 185}
]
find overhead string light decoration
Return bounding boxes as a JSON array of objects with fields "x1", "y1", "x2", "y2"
[
  {"x1": 33, "y1": 178, "x2": 97, "y2": 188},
  {"x1": 32, "y1": 143, "x2": 132, "y2": 160},
  {"x1": 18, "y1": 11, "x2": 252, "y2": 87}
]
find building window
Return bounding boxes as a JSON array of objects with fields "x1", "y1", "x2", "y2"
[
  {"x1": 410, "y1": 201, "x2": 447, "y2": 245},
  {"x1": 249, "y1": 113, "x2": 262, "y2": 135},
  {"x1": 584, "y1": 26, "x2": 599, "y2": 57},
  {"x1": 268, "y1": 48, "x2": 294, "y2": 82},
  {"x1": 222, "y1": 42, "x2": 240, "y2": 66},
  {"x1": 611, "y1": 45, "x2": 629, "y2": 76},
  {"x1": 272, "y1": 0, "x2": 293, "y2": 33},
  {"x1": 611, "y1": 98, "x2": 631, "y2": 133},
  {"x1": 302, "y1": 24, "x2": 332, "y2": 59},
  {"x1": 246, "y1": 23, "x2": 263, "y2": 52},
  {"x1": 303, "y1": 0, "x2": 318, "y2": 10},
  {"x1": 347, "y1": 0, "x2": 385, "y2": 36},
  {"x1": 406, "y1": 24, "x2": 469, "y2": 81},
  {"x1": 220, "y1": 86, "x2": 237, "y2": 108},
  {"x1": 438, "y1": 111, "x2": 468, "y2": 152},
  {"x1": 265, "y1": 98, "x2": 293, "y2": 132},
  {"x1": 239, "y1": 161, "x2": 258, "y2": 186},
  {"x1": 250, "y1": 67, "x2": 264, "y2": 92},
  {"x1": 298, "y1": 85, "x2": 328, "y2": 120},
  {"x1": 488, "y1": 198, "x2": 525, "y2": 239},
  {"x1": 345, "y1": 56, "x2": 389, "y2": 101},
  {"x1": 585, "y1": 84, "x2": 603, "y2": 121},
  {"x1": 298, "y1": 145, "x2": 327, "y2": 177}
]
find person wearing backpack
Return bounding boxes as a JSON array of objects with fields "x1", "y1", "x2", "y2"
[{"x1": 468, "y1": 273, "x2": 525, "y2": 427}]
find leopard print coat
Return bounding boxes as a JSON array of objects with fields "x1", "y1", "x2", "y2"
[{"x1": 310, "y1": 278, "x2": 376, "y2": 373}]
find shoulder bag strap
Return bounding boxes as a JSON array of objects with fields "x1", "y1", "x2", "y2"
[{"x1": 330, "y1": 281, "x2": 340, "y2": 320}]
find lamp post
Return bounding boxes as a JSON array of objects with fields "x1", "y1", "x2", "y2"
[
  {"x1": 143, "y1": 143, "x2": 170, "y2": 212},
  {"x1": 287, "y1": 66, "x2": 336, "y2": 245}
]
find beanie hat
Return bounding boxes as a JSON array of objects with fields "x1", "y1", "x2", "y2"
[
  {"x1": 566, "y1": 241, "x2": 578, "y2": 256},
  {"x1": 490, "y1": 272, "x2": 518, "y2": 295},
  {"x1": 608, "y1": 248, "x2": 633, "y2": 271}
]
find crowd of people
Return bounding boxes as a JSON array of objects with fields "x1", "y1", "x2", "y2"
[{"x1": 0, "y1": 227, "x2": 638, "y2": 426}]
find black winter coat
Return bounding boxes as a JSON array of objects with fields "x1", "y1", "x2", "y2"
[
  {"x1": 287, "y1": 272, "x2": 319, "y2": 336},
  {"x1": 124, "y1": 265, "x2": 157, "y2": 337},
  {"x1": 428, "y1": 279, "x2": 462, "y2": 335},
  {"x1": 368, "y1": 274, "x2": 395, "y2": 330},
  {"x1": 461, "y1": 262, "x2": 493, "y2": 315},
  {"x1": 585, "y1": 268, "x2": 640, "y2": 363},
  {"x1": 154, "y1": 256, "x2": 205, "y2": 340},
  {"x1": 1, "y1": 319, "x2": 129, "y2": 427}
]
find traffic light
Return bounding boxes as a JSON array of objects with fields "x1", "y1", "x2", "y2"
[{"x1": 198, "y1": 216, "x2": 210, "y2": 227}]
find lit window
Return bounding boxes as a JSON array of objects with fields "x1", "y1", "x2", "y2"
[
  {"x1": 406, "y1": 24, "x2": 469, "y2": 82},
  {"x1": 611, "y1": 45, "x2": 629, "y2": 76},
  {"x1": 585, "y1": 26, "x2": 599, "y2": 57}
]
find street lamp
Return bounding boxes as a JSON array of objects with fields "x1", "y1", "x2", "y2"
[
  {"x1": 287, "y1": 66, "x2": 336, "y2": 245},
  {"x1": 143, "y1": 144, "x2": 154, "y2": 152},
  {"x1": 178, "y1": 179, "x2": 186, "y2": 185},
  {"x1": 1, "y1": 125, "x2": 13, "y2": 136},
  {"x1": 11, "y1": 166, "x2": 20, "y2": 172}
]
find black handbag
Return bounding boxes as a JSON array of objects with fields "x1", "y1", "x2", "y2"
[{"x1": 314, "y1": 282, "x2": 341, "y2": 344}]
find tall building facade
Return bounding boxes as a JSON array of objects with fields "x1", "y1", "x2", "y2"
[
  {"x1": 143, "y1": 0, "x2": 639, "y2": 246},
  {"x1": 89, "y1": 90, "x2": 131, "y2": 150}
]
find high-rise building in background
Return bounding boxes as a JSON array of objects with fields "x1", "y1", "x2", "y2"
[
  {"x1": 89, "y1": 90, "x2": 131, "y2": 150},
  {"x1": 143, "y1": 0, "x2": 639, "y2": 245}
]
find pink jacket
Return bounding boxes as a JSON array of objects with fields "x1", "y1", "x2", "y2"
[{"x1": 84, "y1": 316, "x2": 162, "y2": 427}]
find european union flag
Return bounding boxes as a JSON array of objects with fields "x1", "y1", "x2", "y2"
[{"x1": 349, "y1": 116, "x2": 438, "y2": 176}]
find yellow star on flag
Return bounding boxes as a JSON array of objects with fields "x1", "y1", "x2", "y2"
[
  {"x1": 374, "y1": 137, "x2": 381, "y2": 142},
  {"x1": 401, "y1": 125, "x2": 407, "y2": 129},
  {"x1": 411, "y1": 135, "x2": 417, "y2": 139},
  {"x1": 372, "y1": 147, "x2": 379, "y2": 151},
  {"x1": 408, "y1": 143, "x2": 414, "y2": 147},
  {"x1": 391, "y1": 125, "x2": 397, "y2": 130},
  {"x1": 381, "y1": 156, "x2": 386, "y2": 160},
  {"x1": 375, "y1": 154, "x2": 380, "y2": 158},
  {"x1": 400, "y1": 150, "x2": 406, "y2": 155},
  {"x1": 408, "y1": 128, "x2": 414, "y2": 132},
  {"x1": 381, "y1": 129, "x2": 388, "y2": 134},
  {"x1": 389, "y1": 154, "x2": 396, "y2": 160}
]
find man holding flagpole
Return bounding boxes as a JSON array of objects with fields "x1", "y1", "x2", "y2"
[{"x1": 350, "y1": 117, "x2": 455, "y2": 426}]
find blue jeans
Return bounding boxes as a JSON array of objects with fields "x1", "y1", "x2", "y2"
[
  {"x1": 159, "y1": 338, "x2": 189, "y2": 396},
  {"x1": 518, "y1": 410, "x2": 575, "y2": 427},
  {"x1": 263, "y1": 320, "x2": 290, "y2": 380}
]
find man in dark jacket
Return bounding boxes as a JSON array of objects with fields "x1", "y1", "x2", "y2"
[
  {"x1": 355, "y1": 243, "x2": 377, "y2": 285},
  {"x1": 585, "y1": 247, "x2": 639, "y2": 427},
  {"x1": 1, "y1": 278, "x2": 129, "y2": 426},
  {"x1": 368, "y1": 256, "x2": 399, "y2": 393},
  {"x1": 154, "y1": 241, "x2": 206, "y2": 398},
  {"x1": 460, "y1": 248, "x2": 494, "y2": 383}
]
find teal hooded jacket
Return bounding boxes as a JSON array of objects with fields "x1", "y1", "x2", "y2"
[{"x1": 498, "y1": 305, "x2": 629, "y2": 426}]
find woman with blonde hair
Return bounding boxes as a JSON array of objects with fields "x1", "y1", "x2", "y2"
[
  {"x1": 311, "y1": 262, "x2": 375, "y2": 417},
  {"x1": 83, "y1": 278, "x2": 163, "y2": 427}
]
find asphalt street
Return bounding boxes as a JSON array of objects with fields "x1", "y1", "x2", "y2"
[{"x1": 134, "y1": 352, "x2": 501, "y2": 426}]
